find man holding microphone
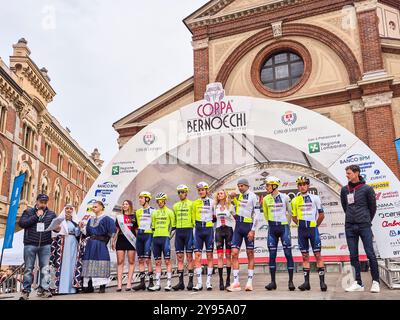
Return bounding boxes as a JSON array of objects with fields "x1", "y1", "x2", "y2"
[{"x1": 19, "y1": 194, "x2": 56, "y2": 300}]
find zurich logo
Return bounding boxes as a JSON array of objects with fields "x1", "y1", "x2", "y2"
[{"x1": 374, "y1": 169, "x2": 380, "y2": 175}]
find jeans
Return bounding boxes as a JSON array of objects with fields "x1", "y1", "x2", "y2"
[
  {"x1": 345, "y1": 223, "x2": 380, "y2": 284},
  {"x1": 23, "y1": 244, "x2": 51, "y2": 293}
]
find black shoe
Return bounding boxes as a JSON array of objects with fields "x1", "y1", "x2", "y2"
[
  {"x1": 320, "y1": 282, "x2": 328, "y2": 292},
  {"x1": 125, "y1": 287, "x2": 132, "y2": 292},
  {"x1": 172, "y1": 282, "x2": 185, "y2": 291},
  {"x1": 187, "y1": 278, "x2": 194, "y2": 291},
  {"x1": 99, "y1": 285, "x2": 106, "y2": 293},
  {"x1": 288, "y1": 281, "x2": 296, "y2": 291},
  {"x1": 83, "y1": 286, "x2": 94, "y2": 294},
  {"x1": 265, "y1": 282, "x2": 277, "y2": 291},
  {"x1": 132, "y1": 281, "x2": 146, "y2": 291},
  {"x1": 298, "y1": 282, "x2": 311, "y2": 291},
  {"x1": 116, "y1": 288, "x2": 122, "y2": 292}
]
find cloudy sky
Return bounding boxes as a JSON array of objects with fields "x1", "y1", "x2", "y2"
[{"x1": 0, "y1": 0, "x2": 206, "y2": 165}]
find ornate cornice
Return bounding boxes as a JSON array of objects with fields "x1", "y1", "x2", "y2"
[{"x1": 186, "y1": 0, "x2": 305, "y2": 29}]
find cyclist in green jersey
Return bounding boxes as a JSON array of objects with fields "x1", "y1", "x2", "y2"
[
  {"x1": 172, "y1": 185, "x2": 195, "y2": 291},
  {"x1": 148, "y1": 192, "x2": 176, "y2": 291}
]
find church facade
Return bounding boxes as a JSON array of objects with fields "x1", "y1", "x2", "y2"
[{"x1": 114, "y1": 0, "x2": 400, "y2": 178}]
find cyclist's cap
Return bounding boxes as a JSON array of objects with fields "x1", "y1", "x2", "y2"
[{"x1": 237, "y1": 178, "x2": 250, "y2": 186}]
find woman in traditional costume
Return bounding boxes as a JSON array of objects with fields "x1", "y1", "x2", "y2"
[
  {"x1": 79, "y1": 200, "x2": 116, "y2": 293},
  {"x1": 50, "y1": 204, "x2": 80, "y2": 294}
]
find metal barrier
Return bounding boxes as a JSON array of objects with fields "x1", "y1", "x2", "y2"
[
  {"x1": 379, "y1": 258, "x2": 400, "y2": 289},
  {"x1": 0, "y1": 264, "x2": 24, "y2": 294}
]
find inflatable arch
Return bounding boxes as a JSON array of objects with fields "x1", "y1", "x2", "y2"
[{"x1": 79, "y1": 84, "x2": 400, "y2": 259}]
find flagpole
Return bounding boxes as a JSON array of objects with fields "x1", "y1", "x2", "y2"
[{"x1": 0, "y1": 242, "x2": 5, "y2": 271}]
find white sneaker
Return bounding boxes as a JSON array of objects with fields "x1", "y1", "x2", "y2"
[
  {"x1": 345, "y1": 281, "x2": 365, "y2": 292},
  {"x1": 148, "y1": 284, "x2": 161, "y2": 291},
  {"x1": 370, "y1": 281, "x2": 380, "y2": 293},
  {"x1": 193, "y1": 283, "x2": 203, "y2": 291},
  {"x1": 206, "y1": 283, "x2": 212, "y2": 291},
  {"x1": 164, "y1": 284, "x2": 172, "y2": 292}
]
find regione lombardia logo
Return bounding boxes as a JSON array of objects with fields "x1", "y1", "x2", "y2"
[
  {"x1": 143, "y1": 132, "x2": 156, "y2": 145},
  {"x1": 281, "y1": 111, "x2": 297, "y2": 126}
]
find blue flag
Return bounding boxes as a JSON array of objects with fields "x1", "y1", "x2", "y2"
[
  {"x1": 396, "y1": 139, "x2": 400, "y2": 163},
  {"x1": 3, "y1": 173, "x2": 26, "y2": 249}
]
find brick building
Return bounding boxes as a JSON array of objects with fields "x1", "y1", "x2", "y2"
[
  {"x1": 113, "y1": 0, "x2": 400, "y2": 178},
  {"x1": 0, "y1": 38, "x2": 102, "y2": 236}
]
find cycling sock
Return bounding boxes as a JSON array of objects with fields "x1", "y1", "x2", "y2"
[
  {"x1": 270, "y1": 267, "x2": 276, "y2": 283},
  {"x1": 226, "y1": 266, "x2": 231, "y2": 280},
  {"x1": 178, "y1": 270, "x2": 184, "y2": 283},
  {"x1": 167, "y1": 272, "x2": 172, "y2": 286},
  {"x1": 288, "y1": 268, "x2": 294, "y2": 282},
  {"x1": 303, "y1": 268, "x2": 310, "y2": 283},
  {"x1": 318, "y1": 267, "x2": 325, "y2": 283},
  {"x1": 156, "y1": 273, "x2": 161, "y2": 286},
  {"x1": 218, "y1": 268, "x2": 223, "y2": 281},
  {"x1": 196, "y1": 268, "x2": 202, "y2": 285},
  {"x1": 233, "y1": 269, "x2": 239, "y2": 284},
  {"x1": 247, "y1": 269, "x2": 254, "y2": 284},
  {"x1": 207, "y1": 267, "x2": 213, "y2": 285}
]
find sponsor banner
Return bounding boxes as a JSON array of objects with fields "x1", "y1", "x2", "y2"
[
  {"x1": 77, "y1": 83, "x2": 400, "y2": 259},
  {"x1": 329, "y1": 140, "x2": 400, "y2": 259}
]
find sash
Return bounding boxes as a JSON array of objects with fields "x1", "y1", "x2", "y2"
[{"x1": 117, "y1": 214, "x2": 136, "y2": 248}]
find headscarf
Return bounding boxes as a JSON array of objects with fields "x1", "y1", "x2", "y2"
[{"x1": 54, "y1": 204, "x2": 79, "y2": 236}]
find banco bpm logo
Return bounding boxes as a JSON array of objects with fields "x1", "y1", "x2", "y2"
[{"x1": 308, "y1": 142, "x2": 320, "y2": 154}]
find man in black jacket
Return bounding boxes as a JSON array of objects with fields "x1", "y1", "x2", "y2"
[
  {"x1": 19, "y1": 194, "x2": 56, "y2": 300},
  {"x1": 340, "y1": 165, "x2": 380, "y2": 293}
]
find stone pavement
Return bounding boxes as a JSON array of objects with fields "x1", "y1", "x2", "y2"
[{"x1": 4, "y1": 272, "x2": 400, "y2": 300}]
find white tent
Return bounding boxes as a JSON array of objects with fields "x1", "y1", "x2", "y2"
[{"x1": 0, "y1": 230, "x2": 25, "y2": 266}]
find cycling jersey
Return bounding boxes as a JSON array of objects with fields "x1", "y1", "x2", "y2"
[
  {"x1": 232, "y1": 191, "x2": 261, "y2": 231},
  {"x1": 173, "y1": 199, "x2": 194, "y2": 229},
  {"x1": 152, "y1": 206, "x2": 175, "y2": 237},
  {"x1": 262, "y1": 192, "x2": 291, "y2": 224},
  {"x1": 291, "y1": 193, "x2": 323, "y2": 227},
  {"x1": 136, "y1": 207, "x2": 155, "y2": 234},
  {"x1": 214, "y1": 204, "x2": 235, "y2": 228},
  {"x1": 192, "y1": 197, "x2": 215, "y2": 228}
]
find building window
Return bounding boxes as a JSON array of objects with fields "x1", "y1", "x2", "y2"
[
  {"x1": 21, "y1": 171, "x2": 32, "y2": 203},
  {"x1": 260, "y1": 51, "x2": 304, "y2": 91},
  {"x1": 77, "y1": 169, "x2": 81, "y2": 185},
  {"x1": 57, "y1": 154, "x2": 63, "y2": 172},
  {"x1": 251, "y1": 41, "x2": 311, "y2": 98},
  {"x1": 67, "y1": 162, "x2": 72, "y2": 179},
  {"x1": 44, "y1": 143, "x2": 51, "y2": 164},
  {"x1": 22, "y1": 123, "x2": 35, "y2": 151},
  {"x1": 40, "y1": 177, "x2": 49, "y2": 195},
  {"x1": 0, "y1": 106, "x2": 6, "y2": 133}
]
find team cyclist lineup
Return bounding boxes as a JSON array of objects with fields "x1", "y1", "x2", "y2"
[{"x1": 126, "y1": 175, "x2": 328, "y2": 293}]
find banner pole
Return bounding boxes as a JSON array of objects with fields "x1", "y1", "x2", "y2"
[{"x1": 0, "y1": 243, "x2": 5, "y2": 271}]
